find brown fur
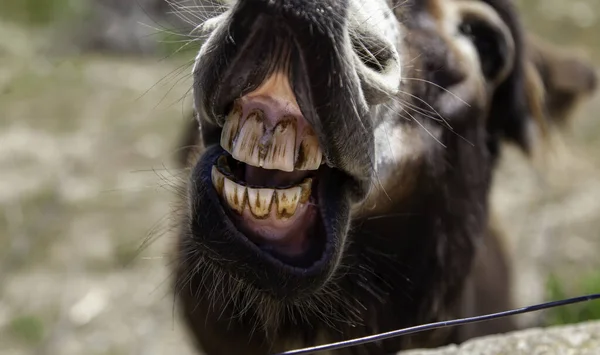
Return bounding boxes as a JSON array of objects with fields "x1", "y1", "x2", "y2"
[{"x1": 169, "y1": 1, "x2": 597, "y2": 354}]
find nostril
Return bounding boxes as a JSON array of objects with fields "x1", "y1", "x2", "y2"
[
  {"x1": 350, "y1": 31, "x2": 401, "y2": 105},
  {"x1": 352, "y1": 36, "x2": 394, "y2": 74}
]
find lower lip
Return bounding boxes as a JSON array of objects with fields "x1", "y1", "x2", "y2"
[
  {"x1": 214, "y1": 153, "x2": 321, "y2": 257},
  {"x1": 229, "y1": 204, "x2": 319, "y2": 256},
  {"x1": 189, "y1": 145, "x2": 339, "y2": 280}
]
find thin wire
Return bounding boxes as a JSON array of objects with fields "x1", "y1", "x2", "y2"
[{"x1": 272, "y1": 293, "x2": 600, "y2": 355}]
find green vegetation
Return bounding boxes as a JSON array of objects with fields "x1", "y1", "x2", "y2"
[
  {"x1": 0, "y1": 0, "x2": 83, "y2": 26},
  {"x1": 9, "y1": 315, "x2": 45, "y2": 344},
  {"x1": 545, "y1": 273, "x2": 600, "y2": 325},
  {"x1": 0, "y1": 0, "x2": 200, "y2": 59}
]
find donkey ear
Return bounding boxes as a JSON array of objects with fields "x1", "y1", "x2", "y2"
[
  {"x1": 483, "y1": 1, "x2": 538, "y2": 157},
  {"x1": 526, "y1": 34, "x2": 598, "y2": 128},
  {"x1": 487, "y1": 28, "x2": 597, "y2": 158}
]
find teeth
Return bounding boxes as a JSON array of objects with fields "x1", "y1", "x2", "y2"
[
  {"x1": 299, "y1": 178, "x2": 312, "y2": 204},
  {"x1": 276, "y1": 186, "x2": 302, "y2": 218},
  {"x1": 211, "y1": 166, "x2": 225, "y2": 195},
  {"x1": 221, "y1": 108, "x2": 323, "y2": 171},
  {"x1": 295, "y1": 131, "x2": 323, "y2": 170},
  {"x1": 247, "y1": 187, "x2": 274, "y2": 219},
  {"x1": 262, "y1": 119, "x2": 296, "y2": 172},
  {"x1": 211, "y1": 165, "x2": 313, "y2": 219},
  {"x1": 223, "y1": 175, "x2": 247, "y2": 214},
  {"x1": 231, "y1": 111, "x2": 265, "y2": 167},
  {"x1": 220, "y1": 104, "x2": 242, "y2": 153}
]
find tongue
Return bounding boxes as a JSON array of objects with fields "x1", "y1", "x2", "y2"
[{"x1": 244, "y1": 164, "x2": 310, "y2": 188}]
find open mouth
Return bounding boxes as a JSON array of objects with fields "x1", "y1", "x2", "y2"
[
  {"x1": 188, "y1": 5, "x2": 375, "y2": 294},
  {"x1": 208, "y1": 72, "x2": 329, "y2": 268}
]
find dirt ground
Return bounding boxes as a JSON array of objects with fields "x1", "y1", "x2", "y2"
[{"x1": 1, "y1": 2, "x2": 599, "y2": 354}]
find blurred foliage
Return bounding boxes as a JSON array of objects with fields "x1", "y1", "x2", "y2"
[
  {"x1": 0, "y1": 0, "x2": 84, "y2": 26},
  {"x1": 515, "y1": 0, "x2": 600, "y2": 59},
  {"x1": 0, "y1": 0, "x2": 199, "y2": 58},
  {"x1": 545, "y1": 273, "x2": 600, "y2": 326},
  {"x1": 9, "y1": 315, "x2": 45, "y2": 344}
]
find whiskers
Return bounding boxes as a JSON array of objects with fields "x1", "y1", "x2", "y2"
[
  {"x1": 133, "y1": 0, "x2": 233, "y2": 111},
  {"x1": 173, "y1": 246, "x2": 367, "y2": 341},
  {"x1": 106, "y1": 158, "x2": 191, "y2": 268},
  {"x1": 164, "y1": 0, "x2": 228, "y2": 30},
  {"x1": 380, "y1": 75, "x2": 477, "y2": 149}
]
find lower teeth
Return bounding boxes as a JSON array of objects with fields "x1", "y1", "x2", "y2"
[{"x1": 211, "y1": 164, "x2": 312, "y2": 219}]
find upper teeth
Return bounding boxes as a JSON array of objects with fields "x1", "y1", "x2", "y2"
[
  {"x1": 211, "y1": 166, "x2": 312, "y2": 219},
  {"x1": 220, "y1": 106, "x2": 323, "y2": 171}
]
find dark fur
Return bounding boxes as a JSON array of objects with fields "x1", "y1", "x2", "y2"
[{"x1": 170, "y1": 0, "x2": 597, "y2": 354}]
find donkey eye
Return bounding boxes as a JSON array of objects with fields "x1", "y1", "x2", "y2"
[{"x1": 459, "y1": 17, "x2": 506, "y2": 81}]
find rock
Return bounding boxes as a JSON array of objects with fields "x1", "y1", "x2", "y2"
[{"x1": 399, "y1": 321, "x2": 600, "y2": 355}]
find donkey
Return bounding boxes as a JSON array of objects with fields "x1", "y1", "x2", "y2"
[{"x1": 170, "y1": 0, "x2": 597, "y2": 354}]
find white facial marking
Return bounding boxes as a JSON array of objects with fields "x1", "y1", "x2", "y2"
[
  {"x1": 373, "y1": 112, "x2": 441, "y2": 186},
  {"x1": 349, "y1": 0, "x2": 403, "y2": 99}
]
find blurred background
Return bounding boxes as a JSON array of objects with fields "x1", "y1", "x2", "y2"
[{"x1": 0, "y1": 1, "x2": 598, "y2": 354}]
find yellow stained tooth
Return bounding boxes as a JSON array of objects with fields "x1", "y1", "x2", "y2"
[
  {"x1": 211, "y1": 165, "x2": 225, "y2": 196},
  {"x1": 247, "y1": 187, "x2": 274, "y2": 219},
  {"x1": 263, "y1": 119, "x2": 296, "y2": 172},
  {"x1": 223, "y1": 178, "x2": 247, "y2": 214},
  {"x1": 220, "y1": 103, "x2": 242, "y2": 153},
  {"x1": 299, "y1": 178, "x2": 312, "y2": 204},
  {"x1": 295, "y1": 132, "x2": 323, "y2": 170},
  {"x1": 276, "y1": 186, "x2": 302, "y2": 219},
  {"x1": 232, "y1": 111, "x2": 265, "y2": 167}
]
